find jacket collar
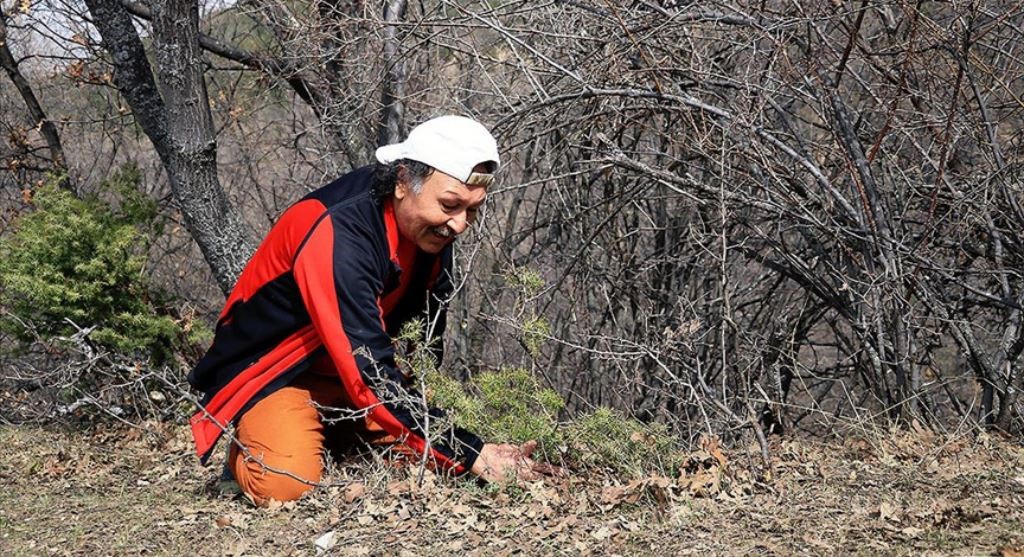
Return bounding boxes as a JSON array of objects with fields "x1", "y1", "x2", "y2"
[{"x1": 382, "y1": 198, "x2": 401, "y2": 264}]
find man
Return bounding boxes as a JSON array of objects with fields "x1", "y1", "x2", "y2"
[{"x1": 188, "y1": 116, "x2": 550, "y2": 505}]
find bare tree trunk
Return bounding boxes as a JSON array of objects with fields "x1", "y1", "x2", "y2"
[
  {"x1": 84, "y1": 0, "x2": 255, "y2": 295},
  {"x1": 377, "y1": 0, "x2": 408, "y2": 146},
  {"x1": 149, "y1": 0, "x2": 255, "y2": 291},
  {"x1": 0, "y1": 8, "x2": 66, "y2": 176}
]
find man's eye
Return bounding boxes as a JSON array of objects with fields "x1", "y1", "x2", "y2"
[{"x1": 442, "y1": 203, "x2": 459, "y2": 211}]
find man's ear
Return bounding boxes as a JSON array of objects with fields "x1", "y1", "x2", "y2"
[{"x1": 394, "y1": 166, "x2": 409, "y2": 200}]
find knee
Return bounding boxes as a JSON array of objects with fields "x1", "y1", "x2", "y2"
[
  {"x1": 231, "y1": 449, "x2": 322, "y2": 505},
  {"x1": 247, "y1": 470, "x2": 319, "y2": 504}
]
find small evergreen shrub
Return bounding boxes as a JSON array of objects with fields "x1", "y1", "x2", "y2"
[
  {"x1": 426, "y1": 366, "x2": 683, "y2": 476},
  {"x1": 504, "y1": 266, "x2": 545, "y2": 297},
  {"x1": 404, "y1": 277, "x2": 683, "y2": 478},
  {"x1": 568, "y1": 407, "x2": 683, "y2": 478},
  {"x1": 473, "y1": 368, "x2": 565, "y2": 449},
  {"x1": 502, "y1": 267, "x2": 551, "y2": 358},
  {"x1": 427, "y1": 367, "x2": 565, "y2": 459},
  {"x1": 0, "y1": 166, "x2": 186, "y2": 363},
  {"x1": 520, "y1": 317, "x2": 550, "y2": 358}
]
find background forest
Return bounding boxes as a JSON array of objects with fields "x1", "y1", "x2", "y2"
[
  {"x1": 2, "y1": 0, "x2": 1024, "y2": 466},
  {"x1": 4, "y1": 2, "x2": 1024, "y2": 554}
]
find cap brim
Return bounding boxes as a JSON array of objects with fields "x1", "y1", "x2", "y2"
[{"x1": 375, "y1": 143, "x2": 405, "y2": 164}]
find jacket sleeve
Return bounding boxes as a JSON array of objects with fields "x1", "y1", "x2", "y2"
[{"x1": 292, "y1": 213, "x2": 483, "y2": 473}]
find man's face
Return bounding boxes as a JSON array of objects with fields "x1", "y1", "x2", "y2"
[{"x1": 393, "y1": 168, "x2": 488, "y2": 253}]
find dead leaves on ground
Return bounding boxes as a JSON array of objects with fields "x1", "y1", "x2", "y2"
[
  {"x1": 598, "y1": 435, "x2": 742, "y2": 511},
  {"x1": 276, "y1": 436, "x2": 749, "y2": 555},
  {"x1": 7, "y1": 423, "x2": 1024, "y2": 555},
  {"x1": 874, "y1": 495, "x2": 1001, "y2": 537}
]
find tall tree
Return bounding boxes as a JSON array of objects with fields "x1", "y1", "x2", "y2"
[{"x1": 83, "y1": 0, "x2": 255, "y2": 294}]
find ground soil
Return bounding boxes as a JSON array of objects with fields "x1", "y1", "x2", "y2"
[{"x1": 1, "y1": 421, "x2": 1023, "y2": 556}]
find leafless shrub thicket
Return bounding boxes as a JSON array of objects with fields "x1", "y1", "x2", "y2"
[
  {"x1": 0, "y1": 320, "x2": 188, "y2": 423},
  {"x1": 450, "y1": 1, "x2": 1024, "y2": 440},
  {"x1": 1, "y1": 1, "x2": 1023, "y2": 443}
]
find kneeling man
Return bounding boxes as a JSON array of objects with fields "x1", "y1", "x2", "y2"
[{"x1": 188, "y1": 116, "x2": 548, "y2": 505}]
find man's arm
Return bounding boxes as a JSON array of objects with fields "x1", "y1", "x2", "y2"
[{"x1": 292, "y1": 213, "x2": 483, "y2": 473}]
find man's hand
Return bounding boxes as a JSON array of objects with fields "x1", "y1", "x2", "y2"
[{"x1": 470, "y1": 440, "x2": 565, "y2": 483}]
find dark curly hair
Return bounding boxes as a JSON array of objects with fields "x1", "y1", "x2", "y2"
[{"x1": 371, "y1": 159, "x2": 435, "y2": 200}]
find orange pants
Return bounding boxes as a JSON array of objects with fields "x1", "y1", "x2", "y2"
[{"x1": 228, "y1": 370, "x2": 402, "y2": 505}]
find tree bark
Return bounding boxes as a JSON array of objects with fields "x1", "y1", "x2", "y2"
[
  {"x1": 0, "y1": 7, "x2": 67, "y2": 176},
  {"x1": 84, "y1": 0, "x2": 255, "y2": 295},
  {"x1": 118, "y1": 0, "x2": 328, "y2": 112},
  {"x1": 377, "y1": 0, "x2": 408, "y2": 146}
]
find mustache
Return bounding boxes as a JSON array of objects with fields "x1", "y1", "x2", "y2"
[{"x1": 432, "y1": 225, "x2": 453, "y2": 238}]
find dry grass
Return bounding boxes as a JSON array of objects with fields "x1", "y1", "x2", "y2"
[{"x1": 1, "y1": 421, "x2": 1023, "y2": 556}]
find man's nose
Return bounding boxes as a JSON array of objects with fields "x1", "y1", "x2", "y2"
[{"x1": 447, "y1": 213, "x2": 469, "y2": 235}]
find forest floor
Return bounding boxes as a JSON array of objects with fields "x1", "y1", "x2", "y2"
[{"x1": 1, "y1": 421, "x2": 1023, "y2": 556}]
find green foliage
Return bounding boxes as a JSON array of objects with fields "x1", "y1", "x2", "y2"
[
  {"x1": 503, "y1": 267, "x2": 551, "y2": 358},
  {"x1": 427, "y1": 367, "x2": 564, "y2": 458},
  {"x1": 0, "y1": 167, "x2": 181, "y2": 363},
  {"x1": 424, "y1": 370, "x2": 486, "y2": 430},
  {"x1": 504, "y1": 266, "x2": 545, "y2": 297},
  {"x1": 521, "y1": 317, "x2": 550, "y2": 358},
  {"x1": 428, "y1": 368, "x2": 683, "y2": 476},
  {"x1": 568, "y1": 407, "x2": 683, "y2": 478},
  {"x1": 473, "y1": 368, "x2": 565, "y2": 448},
  {"x1": 405, "y1": 273, "x2": 680, "y2": 477},
  {"x1": 396, "y1": 318, "x2": 439, "y2": 374}
]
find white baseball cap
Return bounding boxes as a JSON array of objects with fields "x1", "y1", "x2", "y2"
[{"x1": 375, "y1": 115, "x2": 500, "y2": 185}]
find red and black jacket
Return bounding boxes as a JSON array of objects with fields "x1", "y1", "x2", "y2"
[{"x1": 188, "y1": 165, "x2": 484, "y2": 474}]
